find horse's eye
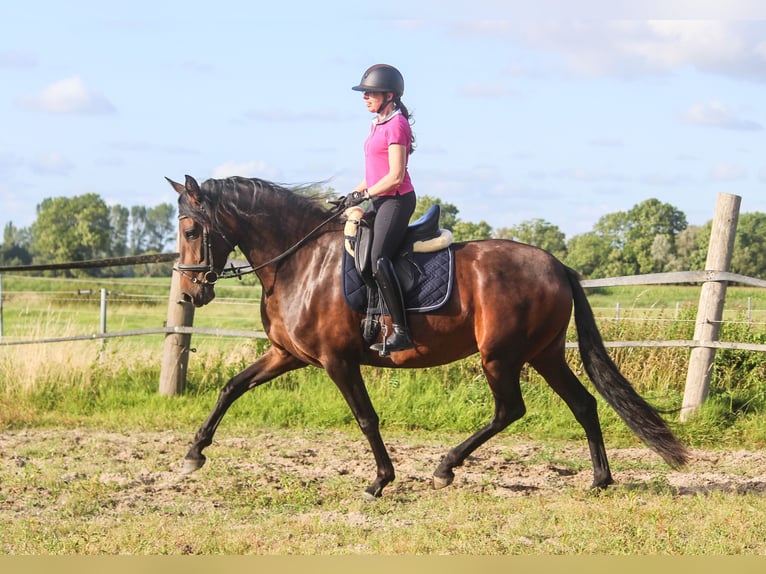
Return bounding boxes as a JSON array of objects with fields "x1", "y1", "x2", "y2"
[{"x1": 184, "y1": 229, "x2": 200, "y2": 240}]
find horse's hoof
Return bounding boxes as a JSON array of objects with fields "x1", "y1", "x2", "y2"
[
  {"x1": 181, "y1": 457, "x2": 206, "y2": 475},
  {"x1": 432, "y1": 473, "x2": 454, "y2": 490},
  {"x1": 363, "y1": 485, "x2": 383, "y2": 499}
]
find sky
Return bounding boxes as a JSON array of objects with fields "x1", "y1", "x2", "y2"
[{"x1": 2, "y1": 1, "x2": 766, "y2": 241}]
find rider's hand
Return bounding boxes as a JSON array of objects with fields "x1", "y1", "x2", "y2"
[{"x1": 342, "y1": 189, "x2": 370, "y2": 209}]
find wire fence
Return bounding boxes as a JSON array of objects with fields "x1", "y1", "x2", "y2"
[
  {"x1": 2, "y1": 276, "x2": 766, "y2": 352},
  {"x1": 1, "y1": 258, "x2": 766, "y2": 352}
]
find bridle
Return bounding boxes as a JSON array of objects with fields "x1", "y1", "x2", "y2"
[
  {"x1": 174, "y1": 205, "x2": 344, "y2": 286},
  {"x1": 174, "y1": 221, "x2": 237, "y2": 286}
]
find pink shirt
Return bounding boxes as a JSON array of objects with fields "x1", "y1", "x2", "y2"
[{"x1": 363, "y1": 110, "x2": 414, "y2": 197}]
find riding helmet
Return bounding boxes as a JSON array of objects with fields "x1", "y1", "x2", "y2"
[{"x1": 352, "y1": 64, "x2": 404, "y2": 97}]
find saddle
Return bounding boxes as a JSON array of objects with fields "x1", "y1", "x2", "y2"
[
  {"x1": 342, "y1": 204, "x2": 455, "y2": 344},
  {"x1": 344, "y1": 204, "x2": 452, "y2": 291}
]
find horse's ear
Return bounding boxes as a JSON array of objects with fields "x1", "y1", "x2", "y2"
[
  {"x1": 184, "y1": 175, "x2": 203, "y2": 203},
  {"x1": 165, "y1": 177, "x2": 185, "y2": 195}
]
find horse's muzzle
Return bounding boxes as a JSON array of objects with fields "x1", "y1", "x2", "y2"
[{"x1": 181, "y1": 285, "x2": 216, "y2": 308}]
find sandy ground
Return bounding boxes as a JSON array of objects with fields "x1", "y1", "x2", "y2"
[{"x1": 3, "y1": 427, "x2": 766, "y2": 505}]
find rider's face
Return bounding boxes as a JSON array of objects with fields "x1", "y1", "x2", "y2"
[{"x1": 363, "y1": 91, "x2": 387, "y2": 114}]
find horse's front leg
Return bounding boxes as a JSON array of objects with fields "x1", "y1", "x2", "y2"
[
  {"x1": 325, "y1": 361, "x2": 395, "y2": 498},
  {"x1": 182, "y1": 346, "x2": 306, "y2": 474}
]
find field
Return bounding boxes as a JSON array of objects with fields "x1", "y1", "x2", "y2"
[
  {"x1": 1, "y1": 275, "x2": 766, "y2": 554},
  {"x1": 3, "y1": 427, "x2": 766, "y2": 554}
]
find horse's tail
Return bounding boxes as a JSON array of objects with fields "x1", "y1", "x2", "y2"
[{"x1": 565, "y1": 266, "x2": 689, "y2": 469}]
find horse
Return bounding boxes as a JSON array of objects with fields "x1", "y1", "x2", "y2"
[{"x1": 166, "y1": 174, "x2": 688, "y2": 498}]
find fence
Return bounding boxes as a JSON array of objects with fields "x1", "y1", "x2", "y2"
[
  {"x1": 0, "y1": 193, "x2": 763, "y2": 418},
  {"x1": 2, "y1": 274, "x2": 762, "y2": 349}
]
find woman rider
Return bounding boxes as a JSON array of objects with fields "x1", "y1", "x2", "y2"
[{"x1": 343, "y1": 64, "x2": 417, "y2": 355}]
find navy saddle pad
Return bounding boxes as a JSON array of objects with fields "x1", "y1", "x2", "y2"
[{"x1": 341, "y1": 247, "x2": 455, "y2": 314}]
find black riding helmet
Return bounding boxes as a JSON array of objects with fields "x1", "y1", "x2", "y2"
[{"x1": 352, "y1": 64, "x2": 404, "y2": 98}]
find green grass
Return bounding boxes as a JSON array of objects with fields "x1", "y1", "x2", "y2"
[
  {"x1": 2, "y1": 424, "x2": 766, "y2": 554},
  {"x1": 2, "y1": 278, "x2": 766, "y2": 554},
  {"x1": 1, "y1": 276, "x2": 765, "y2": 447},
  {"x1": 2, "y1": 333, "x2": 765, "y2": 452}
]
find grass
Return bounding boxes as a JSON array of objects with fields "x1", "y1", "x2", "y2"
[
  {"x1": 2, "y1": 277, "x2": 766, "y2": 554},
  {"x1": 2, "y1": 425, "x2": 766, "y2": 554}
]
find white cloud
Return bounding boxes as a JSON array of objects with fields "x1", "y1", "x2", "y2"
[
  {"x1": 466, "y1": 20, "x2": 766, "y2": 81},
  {"x1": 29, "y1": 152, "x2": 75, "y2": 176},
  {"x1": 682, "y1": 101, "x2": 763, "y2": 131},
  {"x1": 20, "y1": 76, "x2": 116, "y2": 114},
  {"x1": 211, "y1": 160, "x2": 280, "y2": 180},
  {"x1": 445, "y1": 0, "x2": 766, "y2": 19}
]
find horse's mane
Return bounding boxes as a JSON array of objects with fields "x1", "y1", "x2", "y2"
[{"x1": 178, "y1": 176, "x2": 334, "y2": 231}]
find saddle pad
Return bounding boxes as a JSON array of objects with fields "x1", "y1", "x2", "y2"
[{"x1": 342, "y1": 247, "x2": 455, "y2": 314}]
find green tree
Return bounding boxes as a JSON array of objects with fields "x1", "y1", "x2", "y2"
[
  {"x1": 730, "y1": 212, "x2": 766, "y2": 278},
  {"x1": 566, "y1": 198, "x2": 687, "y2": 278},
  {"x1": 672, "y1": 225, "x2": 704, "y2": 272},
  {"x1": 413, "y1": 195, "x2": 458, "y2": 231},
  {"x1": 563, "y1": 232, "x2": 612, "y2": 277},
  {"x1": 496, "y1": 219, "x2": 567, "y2": 260},
  {"x1": 109, "y1": 205, "x2": 129, "y2": 257},
  {"x1": 30, "y1": 194, "x2": 111, "y2": 276},
  {"x1": 129, "y1": 205, "x2": 148, "y2": 255},
  {"x1": 143, "y1": 203, "x2": 176, "y2": 252},
  {"x1": 452, "y1": 220, "x2": 493, "y2": 242},
  {"x1": 685, "y1": 213, "x2": 766, "y2": 279},
  {"x1": 623, "y1": 199, "x2": 687, "y2": 274},
  {"x1": 0, "y1": 222, "x2": 32, "y2": 266}
]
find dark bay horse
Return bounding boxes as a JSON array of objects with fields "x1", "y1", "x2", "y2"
[{"x1": 167, "y1": 174, "x2": 688, "y2": 497}]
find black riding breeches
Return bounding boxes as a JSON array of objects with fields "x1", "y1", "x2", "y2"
[{"x1": 369, "y1": 191, "x2": 417, "y2": 275}]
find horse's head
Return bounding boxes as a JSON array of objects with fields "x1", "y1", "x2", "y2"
[{"x1": 166, "y1": 175, "x2": 234, "y2": 307}]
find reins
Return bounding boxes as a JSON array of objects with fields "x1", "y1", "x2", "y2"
[{"x1": 175, "y1": 205, "x2": 344, "y2": 285}]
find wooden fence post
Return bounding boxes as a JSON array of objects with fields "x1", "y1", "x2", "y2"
[
  {"x1": 680, "y1": 193, "x2": 741, "y2": 421},
  {"x1": 159, "y1": 251, "x2": 195, "y2": 396}
]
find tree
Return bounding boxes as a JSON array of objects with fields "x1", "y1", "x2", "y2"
[
  {"x1": 129, "y1": 205, "x2": 148, "y2": 255},
  {"x1": 566, "y1": 198, "x2": 687, "y2": 278},
  {"x1": 0, "y1": 222, "x2": 32, "y2": 266},
  {"x1": 30, "y1": 194, "x2": 111, "y2": 275},
  {"x1": 495, "y1": 219, "x2": 567, "y2": 260},
  {"x1": 143, "y1": 203, "x2": 176, "y2": 252},
  {"x1": 563, "y1": 232, "x2": 612, "y2": 277},
  {"x1": 452, "y1": 220, "x2": 493, "y2": 242},
  {"x1": 413, "y1": 195, "x2": 458, "y2": 231},
  {"x1": 110, "y1": 205, "x2": 129, "y2": 257},
  {"x1": 412, "y1": 195, "x2": 491, "y2": 241},
  {"x1": 623, "y1": 199, "x2": 687, "y2": 274},
  {"x1": 730, "y1": 212, "x2": 766, "y2": 278},
  {"x1": 669, "y1": 225, "x2": 704, "y2": 272}
]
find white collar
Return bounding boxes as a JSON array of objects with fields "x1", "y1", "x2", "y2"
[{"x1": 373, "y1": 107, "x2": 401, "y2": 125}]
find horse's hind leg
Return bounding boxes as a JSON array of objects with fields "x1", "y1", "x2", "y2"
[
  {"x1": 182, "y1": 347, "x2": 306, "y2": 474},
  {"x1": 531, "y1": 354, "x2": 614, "y2": 488},
  {"x1": 433, "y1": 358, "x2": 526, "y2": 489}
]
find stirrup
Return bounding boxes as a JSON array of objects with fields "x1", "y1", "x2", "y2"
[{"x1": 370, "y1": 324, "x2": 414, "y2": 356}]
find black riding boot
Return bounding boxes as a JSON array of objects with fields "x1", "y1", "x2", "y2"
[{"x1": 370, "y1": 257, "x2": 414, "y2": 355}]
